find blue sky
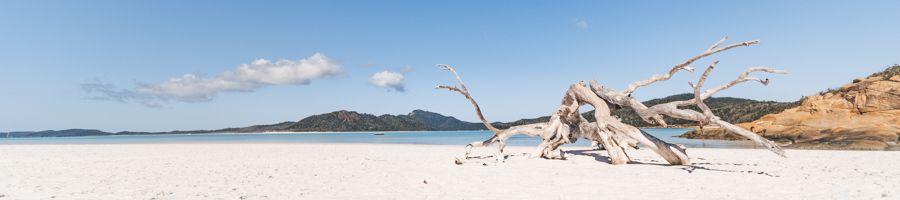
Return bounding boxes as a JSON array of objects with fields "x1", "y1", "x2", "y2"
[{"x1": 1, "y1": 1, "x2": 899, "y2": 132}]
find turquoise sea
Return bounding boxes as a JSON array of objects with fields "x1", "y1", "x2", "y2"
[{"x1": 0, "y1": 128, "x2": 761, "y2": 149}]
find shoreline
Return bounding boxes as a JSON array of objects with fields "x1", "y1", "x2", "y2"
[
  {"x1": 5, "y1": 129, "x2": 898, "y2": 152},
  {"x1": 2, "y1": 128, "x2": 691, "y2": 138},
  {"x1": 0, "y1": 129, "x2": 495, "y2": 138},
  {"x1": 1, "y1": 140, "x2": 893, "y2": 152},
  {"x1": 7, "y1": 128, "x2": 895, "y2": 151}
]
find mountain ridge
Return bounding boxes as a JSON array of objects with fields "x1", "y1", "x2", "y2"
[{"x1": 2, "y1": 95, "x2": 796, "y2": 137}]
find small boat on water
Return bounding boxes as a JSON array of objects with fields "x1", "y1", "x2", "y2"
[{"x1": 373, "y1": 133, "x2": 385, "y2": 135}]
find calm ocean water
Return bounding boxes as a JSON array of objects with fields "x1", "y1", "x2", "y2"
[{"x1": 0, "y1": 128, "x2": 761, "y2": 149}]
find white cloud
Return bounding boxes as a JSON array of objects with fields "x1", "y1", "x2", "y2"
[
  {"x1": 368, "y1": 70, "x2": 405, "y2": 92},
  {"x1": 84, "y1": 53, "x2": 342, "y2": 107},
  {"x1": 575, "y1": 19, "x2": 589, "y2": 29}
]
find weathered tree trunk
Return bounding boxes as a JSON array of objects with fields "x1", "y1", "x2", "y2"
[
  {"x1": 530, "y1": 83, "x2": 631, "y2": 164},
  {"x1": 570, "y1": 83, "x2": 688, "y2": 165},
  {"x1": 438, "y1": 36, "x2": 787, "y2": 166}
]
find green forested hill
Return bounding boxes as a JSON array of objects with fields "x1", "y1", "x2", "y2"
[
  {"x1": 604, "y1": 94, "x2": 798, "y2": 127},
  {"x1": 3, "y1": 95, "x2": 797, "y2": 137},
  {"x1": 494, "y1": 93, "x2": 798, "y2": 128}
]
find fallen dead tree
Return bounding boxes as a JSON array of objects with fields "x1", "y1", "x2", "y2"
[{"x1": 437, "y1": 36, "x2": 786, "y2": 165}]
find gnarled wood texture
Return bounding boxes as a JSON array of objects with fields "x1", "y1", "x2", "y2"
[{"x1": 437, "y1": 36, "x2": 786, "y2": 166}]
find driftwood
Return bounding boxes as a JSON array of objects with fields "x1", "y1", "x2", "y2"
[
  {"x1": 437, "y1": 36, "x2": 786, "y2": 165},
  {"x1": 435, "y1": 65, "x2": 555, "y2": 163}
]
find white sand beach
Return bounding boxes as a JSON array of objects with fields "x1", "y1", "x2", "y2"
[{"x1": 0, "y1": 143, "x2": 897, "y2": 199}]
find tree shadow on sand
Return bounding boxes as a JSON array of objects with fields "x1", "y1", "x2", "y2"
[
  {"x1": 565, "y1": 149, "x2": 780, "y2": 177},
  {"x1": 565, "y1": 149, "x2": 614, "y2": 164}
]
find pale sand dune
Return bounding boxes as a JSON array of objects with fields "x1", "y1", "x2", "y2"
[{"x1": 0, "y1": 143, "x2": 897, "y2": 199}]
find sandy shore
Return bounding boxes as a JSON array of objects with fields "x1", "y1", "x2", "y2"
[{"x1": 0, "y1": 143, "x2": 897, "y2": 199}]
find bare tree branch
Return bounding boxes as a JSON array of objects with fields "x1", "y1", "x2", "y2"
[
  {"x1": 592, "y1": 37, "x2": 786, "y2": 157},
  {"x1": 621, "y1": 36, "x2": 758, "y2": 95},
  {"x1": 642, "y1": 62, "x2": 788, "y2": 157},
  {"x1": 591, "y1": 81, "x2": 669, "y2": 126},
  {"x1": 691, "y1": 62, "x2": 718, "y2": 117},
  {"x1": 670, "y1": 66, "x2": 788, "y2": 107},
  {"x1": 708, "y1": 36, "x2": 729, "y2": 51},
  {"x1": 437, "y1": 65, "x2": 596, "y2": 163},
  {"x1": 435, "y1": 64, "x2": 501, "y2": 133}
]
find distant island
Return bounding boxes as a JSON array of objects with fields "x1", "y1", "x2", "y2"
[{"x1": 2, "y1": 94, "x2": 795, "y2": 138}]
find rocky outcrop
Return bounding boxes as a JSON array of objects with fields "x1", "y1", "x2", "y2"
[{"x1": 681, "y1": 66, "x2": 900, "y2": 150}]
